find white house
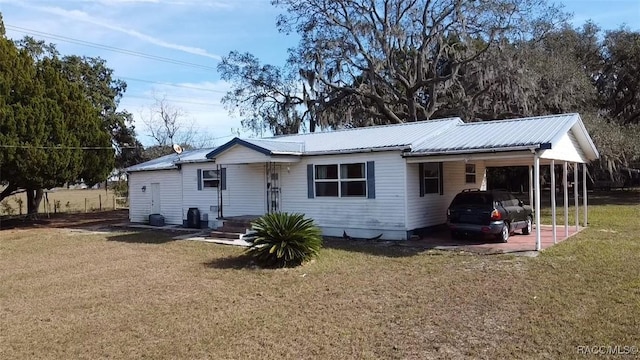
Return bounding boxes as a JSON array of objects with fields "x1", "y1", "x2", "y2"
[{"x1": 126, "y1": 113, "x2": 599, "y2": 246}]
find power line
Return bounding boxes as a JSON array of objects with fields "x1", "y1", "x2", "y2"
[
  {"x1": 119, "y1": 76, "x2": 227, "y2": 93},
  {"x1": 0, "y1": 144, "x2": 139, "y2": 150},
  {"x1": 124, "y1": 95, "x2": 224, "y2": 106},
  {"x1": 5, "y1": 24, "x2": 218, "y2": 71}
]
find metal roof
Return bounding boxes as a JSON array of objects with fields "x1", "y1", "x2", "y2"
[
  {"x1": 174, "y1": 148, "x2": 218, "y2": 163},
  {"x1": 241, "y1": 138, "x2": 305, "y2": 154},
  {"x1": 409, "y1": 114, "x2": 579, "y2": 154},
  {"x1": 262, "y1": 117, "x2": 462, "y2": 154},
  {"x1": 126, "y1": 147, "x2": 215, "y2": 172},
  {"x1": 125, "y1": 153, "x2": 179, "y2": 172},
  {"x1": 129, "y1": 113, "x2": 598, "y2": 170}
]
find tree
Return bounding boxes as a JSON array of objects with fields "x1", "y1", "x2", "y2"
[
  {"x1": 14, "y1": 37, "x2": 145, "y2": 170},
  {"x1": 0, "y1": 15, "x2": 123, "y2": 215},
  {"x1": 597, "y1": 29, "x2": 640, "y2": 125},
  {"x1": 218, "y1": 51, "x2": 307, "y2": 135},
  {"x1": 274, "y1": 0, "x2": 566, "y2": 123},
  {"x1": 59, "y1": 54, "x2": 145, "y2": 169},
  {"x1": 437, "y1": 24, "x2": 599, "y2": 121},
  {"x1": 140, "y1": 95, "x2": 212, "y2": 156},
  {"x1": 0, "y1": 38, "x2": 113, "y2": 214},
  {"x1": 220, "y1": 0, "x2": 566, "y2": 134}
]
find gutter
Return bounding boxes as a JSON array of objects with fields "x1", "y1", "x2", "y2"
[
  {"x1": 402, "y1": 143, "x2": 551, "y2": 157},
  {"x1": 302, "y1": 146, "x2": 411, "y2": 156},
  {"x1": 124, "y1": 166, "x2": 179, "y2": 174}
]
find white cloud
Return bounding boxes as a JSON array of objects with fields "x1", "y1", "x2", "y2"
[
  {"x1": 10, "y1": 2, "x2": 222, "y2": 60},
  {"x1": 94, "y1": 0, "x2": 235, "y2": 7}
]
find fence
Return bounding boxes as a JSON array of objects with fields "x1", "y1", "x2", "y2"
[{"x1": 0, "y1": 189, "x2": 128, "y2": 216}]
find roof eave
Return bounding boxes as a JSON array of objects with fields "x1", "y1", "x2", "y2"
[
  {"x1": 404, "y1": 144, "x2": 548, "y2": 157},
  {"x1": 125, "y1": 165, "x2": 179, "y2": 173},
  {"x1": 206, "y1": 138, "x2": 272, "y2": 159},
  {"x1": 175, "y1": 159, "x2": 216, "y2": 165},
  {"x1": 303, "y1": 146, "x2": 411, "y2": 156}
]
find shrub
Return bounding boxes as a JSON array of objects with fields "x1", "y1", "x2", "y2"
[
  {"x1": 245, "y1": 212, "x2": 322, "y2": 268},
  {"x1": 14, "y1": 197, "x2": 23, "y2": 215},
  {"x1": 111, "y1": 180, "x2": 128, "y2": 198},
  {"x1": 1, "y1": 200, "x2": 15, "y2": 216}
]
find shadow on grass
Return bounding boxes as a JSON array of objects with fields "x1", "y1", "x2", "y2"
[
  {"x1": 106, "y1": 230, "x2": 176, "y2": 244},
  {"x1": 322, "y1": 237, "x2": 432, "y2": 258},
  {"x1": 321, "y1": 230, "x2": 512, "y2": 257},
  {"x1": 203, "y1": 254, "x2": 255, "y2": 270},
  {"x1": 0, "y1": 210, "x2": 128, "y2": 231}
]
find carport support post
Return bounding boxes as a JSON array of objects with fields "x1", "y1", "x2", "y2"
[
  {"x1": 583, "y1": 163, "x2": 588, "y2": 227},
  {"x1": 563, "y1": 162, "x2": 569, "y2": 237},
  {"x1": 574, "y1": 162, "x2": 579, "y2": 232},
  {"x1": 551, "y1": 160, "x2": 557, "y2": 244},
  {"x1": 529, "y1": 166, "x2": 534, "y2": 209},
  {"x1": 534, "y1": 154, "x2": 541, "y2": 251}
]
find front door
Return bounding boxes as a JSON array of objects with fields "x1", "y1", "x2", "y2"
[
  {"x1": 266, "y1": 163, "x2": 281, "y2": 213},
  {"x1": 151, "y1": 182, "x2": 161, "y2": 214}
]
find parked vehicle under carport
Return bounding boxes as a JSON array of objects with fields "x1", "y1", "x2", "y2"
[{"x1": 446, "y1": 189, "x2": 533, "y2": 242}]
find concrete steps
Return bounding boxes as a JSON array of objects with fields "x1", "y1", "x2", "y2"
[
  {"x1": 210, "y1": 217, "x2": 256, "y2": 240},
  {"x1": 209, "y1": 230, "x2": 244, "y2": 240}
]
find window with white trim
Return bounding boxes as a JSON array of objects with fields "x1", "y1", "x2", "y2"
[
  {"x1": 315, "y1": 163, "x2": 366, "y2": 197},
  {"x1": 423, "y1": 163, "x2": 440, "y2": 194},
  {"x1": 465, "y1": 164, "x2": 476, "y2": 184},
  {"x1": 202, "y1": 169, "x2": 220, "y2": 188}
]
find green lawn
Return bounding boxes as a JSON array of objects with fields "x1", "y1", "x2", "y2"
[{"x1": 0, "y1": 191, "x2": 638, "y2": 359}]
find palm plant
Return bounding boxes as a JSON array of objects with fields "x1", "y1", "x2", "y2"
[{"x1": 245, "y1": 212, "x2": 322, "y2": 268}]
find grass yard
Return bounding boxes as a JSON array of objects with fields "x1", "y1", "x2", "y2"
[
  {"x1": 0, "y1": 192, "x2": 638, "y2": 359},
  {"x1": 0, "y1": 189, "x2": 121, "y2": 216}
]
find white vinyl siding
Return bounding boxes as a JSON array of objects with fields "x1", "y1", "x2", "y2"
[
  {"x1": 219, "y1": 164, "x2": 266, "y2": 217},
  {"x1": 181, "y1": 163, "x2": 218, "y2": 226},
  {"x1": 281, "y1": 151, "x2": 406, "y2": 240},
  {"x1": 406, "y1": 161, "x2": 486, "y2": 230},
  {"x1": 539, "y1": 129, "x2": 588, "y2": 163},
  {"x1": 128, "y1": 170, "x2": 182, "y2": 225},
  {"x1": 213, "y1": 145, "x2": 272, "y2": 164}
]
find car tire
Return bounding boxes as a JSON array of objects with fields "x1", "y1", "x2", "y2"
[
  {"x1": 522, "y1": 216, "x2": 532, "y2": 235},
  {"x1": 450, "y1": 230, "x2": 461, "y2": 240},
  {"x1": 496, "y1": 222, "x2": 510, "y2": 243}
]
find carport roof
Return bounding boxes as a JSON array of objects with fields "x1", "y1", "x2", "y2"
[{"x1": 406, "y1": 113, "x2": 599, "y2": 161}]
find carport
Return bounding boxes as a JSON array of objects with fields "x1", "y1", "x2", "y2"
[{"x1": 405, "y1": 113, "x2": 600, "y2": 251}]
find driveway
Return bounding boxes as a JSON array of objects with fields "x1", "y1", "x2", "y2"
[{"x1": 410, "y1": 225, "x2": 581, "y2": 254}]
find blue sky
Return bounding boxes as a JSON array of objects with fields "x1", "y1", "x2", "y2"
[{"x1": 1, "y1": 0, "x2": 638, "y2": 146}]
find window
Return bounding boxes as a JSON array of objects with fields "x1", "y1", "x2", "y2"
[
  {"x1": 423, "y1": 163, "x2": 441, "y2": 194},
  {"x1": 202, "y1": 169, "x2": 219, "y2": 188},
  {"x1": 314, "y1": 163, "x2": 366, "y2": 197},
  {"x1": 340, "y1": 163, "x2": 366, "y2": 197},
  {"x1": 465, "y1": 164, "x2": 476, "y2": 184}
]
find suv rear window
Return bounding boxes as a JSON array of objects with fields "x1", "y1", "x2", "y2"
[{"x1": 450, "y1": 193, "x2": 493, "y2": 207}]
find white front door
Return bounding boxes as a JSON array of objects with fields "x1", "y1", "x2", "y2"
[{"x1": 151, "y1": 183, "x2": 161, "y2": 214}]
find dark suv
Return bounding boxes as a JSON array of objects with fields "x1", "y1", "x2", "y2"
[{"x1": 446, "y1": 189, "x2": 533, "y2": 242}]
